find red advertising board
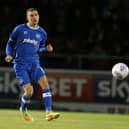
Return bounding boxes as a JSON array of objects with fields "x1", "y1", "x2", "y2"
[{"x1": 46, "y1": 71, "x2": 94, "y2": 102}]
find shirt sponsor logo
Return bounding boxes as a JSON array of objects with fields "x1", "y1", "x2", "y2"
[{"x1": 23, "y1": 38, "x2": 38, "y2": 45}]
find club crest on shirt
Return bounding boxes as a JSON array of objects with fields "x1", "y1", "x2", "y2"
[{"x1": 36, "y1": 33, "x2": 41, "y2": 39}]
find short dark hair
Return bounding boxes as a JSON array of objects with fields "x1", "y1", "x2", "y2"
[{"x1": 26, "y1": 8, "x2": 38, "y2": 14}]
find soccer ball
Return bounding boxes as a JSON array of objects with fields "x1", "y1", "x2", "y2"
[{"x1": 112, "y1": 63, "x2": 129, "y2": 80}]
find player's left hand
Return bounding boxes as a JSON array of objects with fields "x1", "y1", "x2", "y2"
[{"x1": 46, "y1": 44, "x2": 53, "y2": 52}]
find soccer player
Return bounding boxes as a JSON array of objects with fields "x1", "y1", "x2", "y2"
[{"x1": 5, "y1": 8, "x2": 60, "y2": 122}]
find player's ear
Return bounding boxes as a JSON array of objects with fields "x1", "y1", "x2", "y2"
[
  {"x1": 26, "y1": 14, "x2": 29, "y2": 21},
  {"x1": 26, "y1": 11, "x2": 30, "y2": 21}
]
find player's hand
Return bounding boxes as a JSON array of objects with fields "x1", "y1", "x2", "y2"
[
  {"x1": 46, "y1": 44, "x2": 53, "y2": 52},
  {"x1": 5, "y1": 55, "x2": 13, "y2": 63}
]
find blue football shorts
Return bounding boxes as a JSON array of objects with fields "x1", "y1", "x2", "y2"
[{"x1": 13, "y1": 63, "x2": 46, "y2": 86}]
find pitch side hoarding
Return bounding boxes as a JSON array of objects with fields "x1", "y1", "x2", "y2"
[
  {"x1": 0, "y1": 68, "x2": 129, "y2": 104},
  {"x1": 94, "y1": 74, "x2": 129, "y2": 104}
]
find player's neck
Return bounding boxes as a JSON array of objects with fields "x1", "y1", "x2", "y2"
[{"x1": 27, "y1": 23, "x2": 39, "y2": 29}]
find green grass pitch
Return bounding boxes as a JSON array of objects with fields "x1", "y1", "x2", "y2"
[{"x1": 0, "y1": 109, "x2": 129, "y2": 129}]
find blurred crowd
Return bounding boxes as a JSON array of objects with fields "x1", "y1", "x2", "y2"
[{"x1": 0, "y1": 0, "x2": 129, "y2": 69}]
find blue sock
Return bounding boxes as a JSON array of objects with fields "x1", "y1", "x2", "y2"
[
  {"x1": 42, "y1": 89, "x2": 52, "y2": 113},
  {"x1": 20, "y1": 95, "x2": 30, "y2": 111}
]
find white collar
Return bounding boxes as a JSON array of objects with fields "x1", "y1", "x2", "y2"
[{"x1": 26, "y1": 23, "x2": 39, "y2": 30}]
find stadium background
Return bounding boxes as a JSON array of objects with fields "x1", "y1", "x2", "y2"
[{"x1": 0, "y1": 0, "x2": 129, "y2": 114}]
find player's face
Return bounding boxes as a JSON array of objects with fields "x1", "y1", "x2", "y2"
[{"x1": 27, "y1": 10, "x2": 39, "y2": 27}]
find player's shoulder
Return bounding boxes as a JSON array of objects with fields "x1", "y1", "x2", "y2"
[
  {"x1": 38, "y1": 26, "x2": 47, "y2": 36},
  {"x1": 13, "y1": 24, "x2": 26, "y2": 31}
]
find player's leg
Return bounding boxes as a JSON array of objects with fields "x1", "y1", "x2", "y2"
[
  {"x1": 38, "y1": 75, "x2": 52, "y2": 113},
  {"x1": 20, "y1": 84, "x2": 34, "y2": 122},
  {"x1": 14, "y1": 64, "x2": 34, "y2": 121},
  {"x1": 38, "y1": 75, "x2": 60, "y2": 121},
  {"x1": 32, "y1": 66, "x2": 60, "y2": 121},
  {"x1": 20, "y1": 84, "x2": 33, "y2": 111}
]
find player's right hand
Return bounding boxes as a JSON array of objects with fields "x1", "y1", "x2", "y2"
[
  {"x1": 5, "y1": 55, "x2": 13, "y2": 63},
  {"x1": 46, "y1": 44, "x2": 53, "y2": 52}
]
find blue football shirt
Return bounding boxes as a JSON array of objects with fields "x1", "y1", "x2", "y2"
[{"x1": 6, "y1": 23, "x2": 47, "y2": 63}]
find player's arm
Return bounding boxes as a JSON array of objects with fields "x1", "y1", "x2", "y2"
[
  {"x1": 39, "y1": 43, "x2": 53, "y2": 52},
  {"x1": 5, "y1": 39, "x2": 15, "y2": 62},
  {"x1": 38, "y1": 32, "x2": 53, "y2": 52},
  {"x1": 5, "y1": 26, "x2": 18, "y2": 63},
  {"x1": 38, "y1": 44, "x2": 47, "y2": 52}
]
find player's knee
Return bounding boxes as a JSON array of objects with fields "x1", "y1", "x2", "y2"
[
  {"x1": 25, "y1": 90, "x2": 33, "y2": 97},
  {"x1": 23, "y1": 85, "x2": 34, "y2": 97},
  {"x1": 38, "y1": 76, "x2": 49, "y2": 89}
]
